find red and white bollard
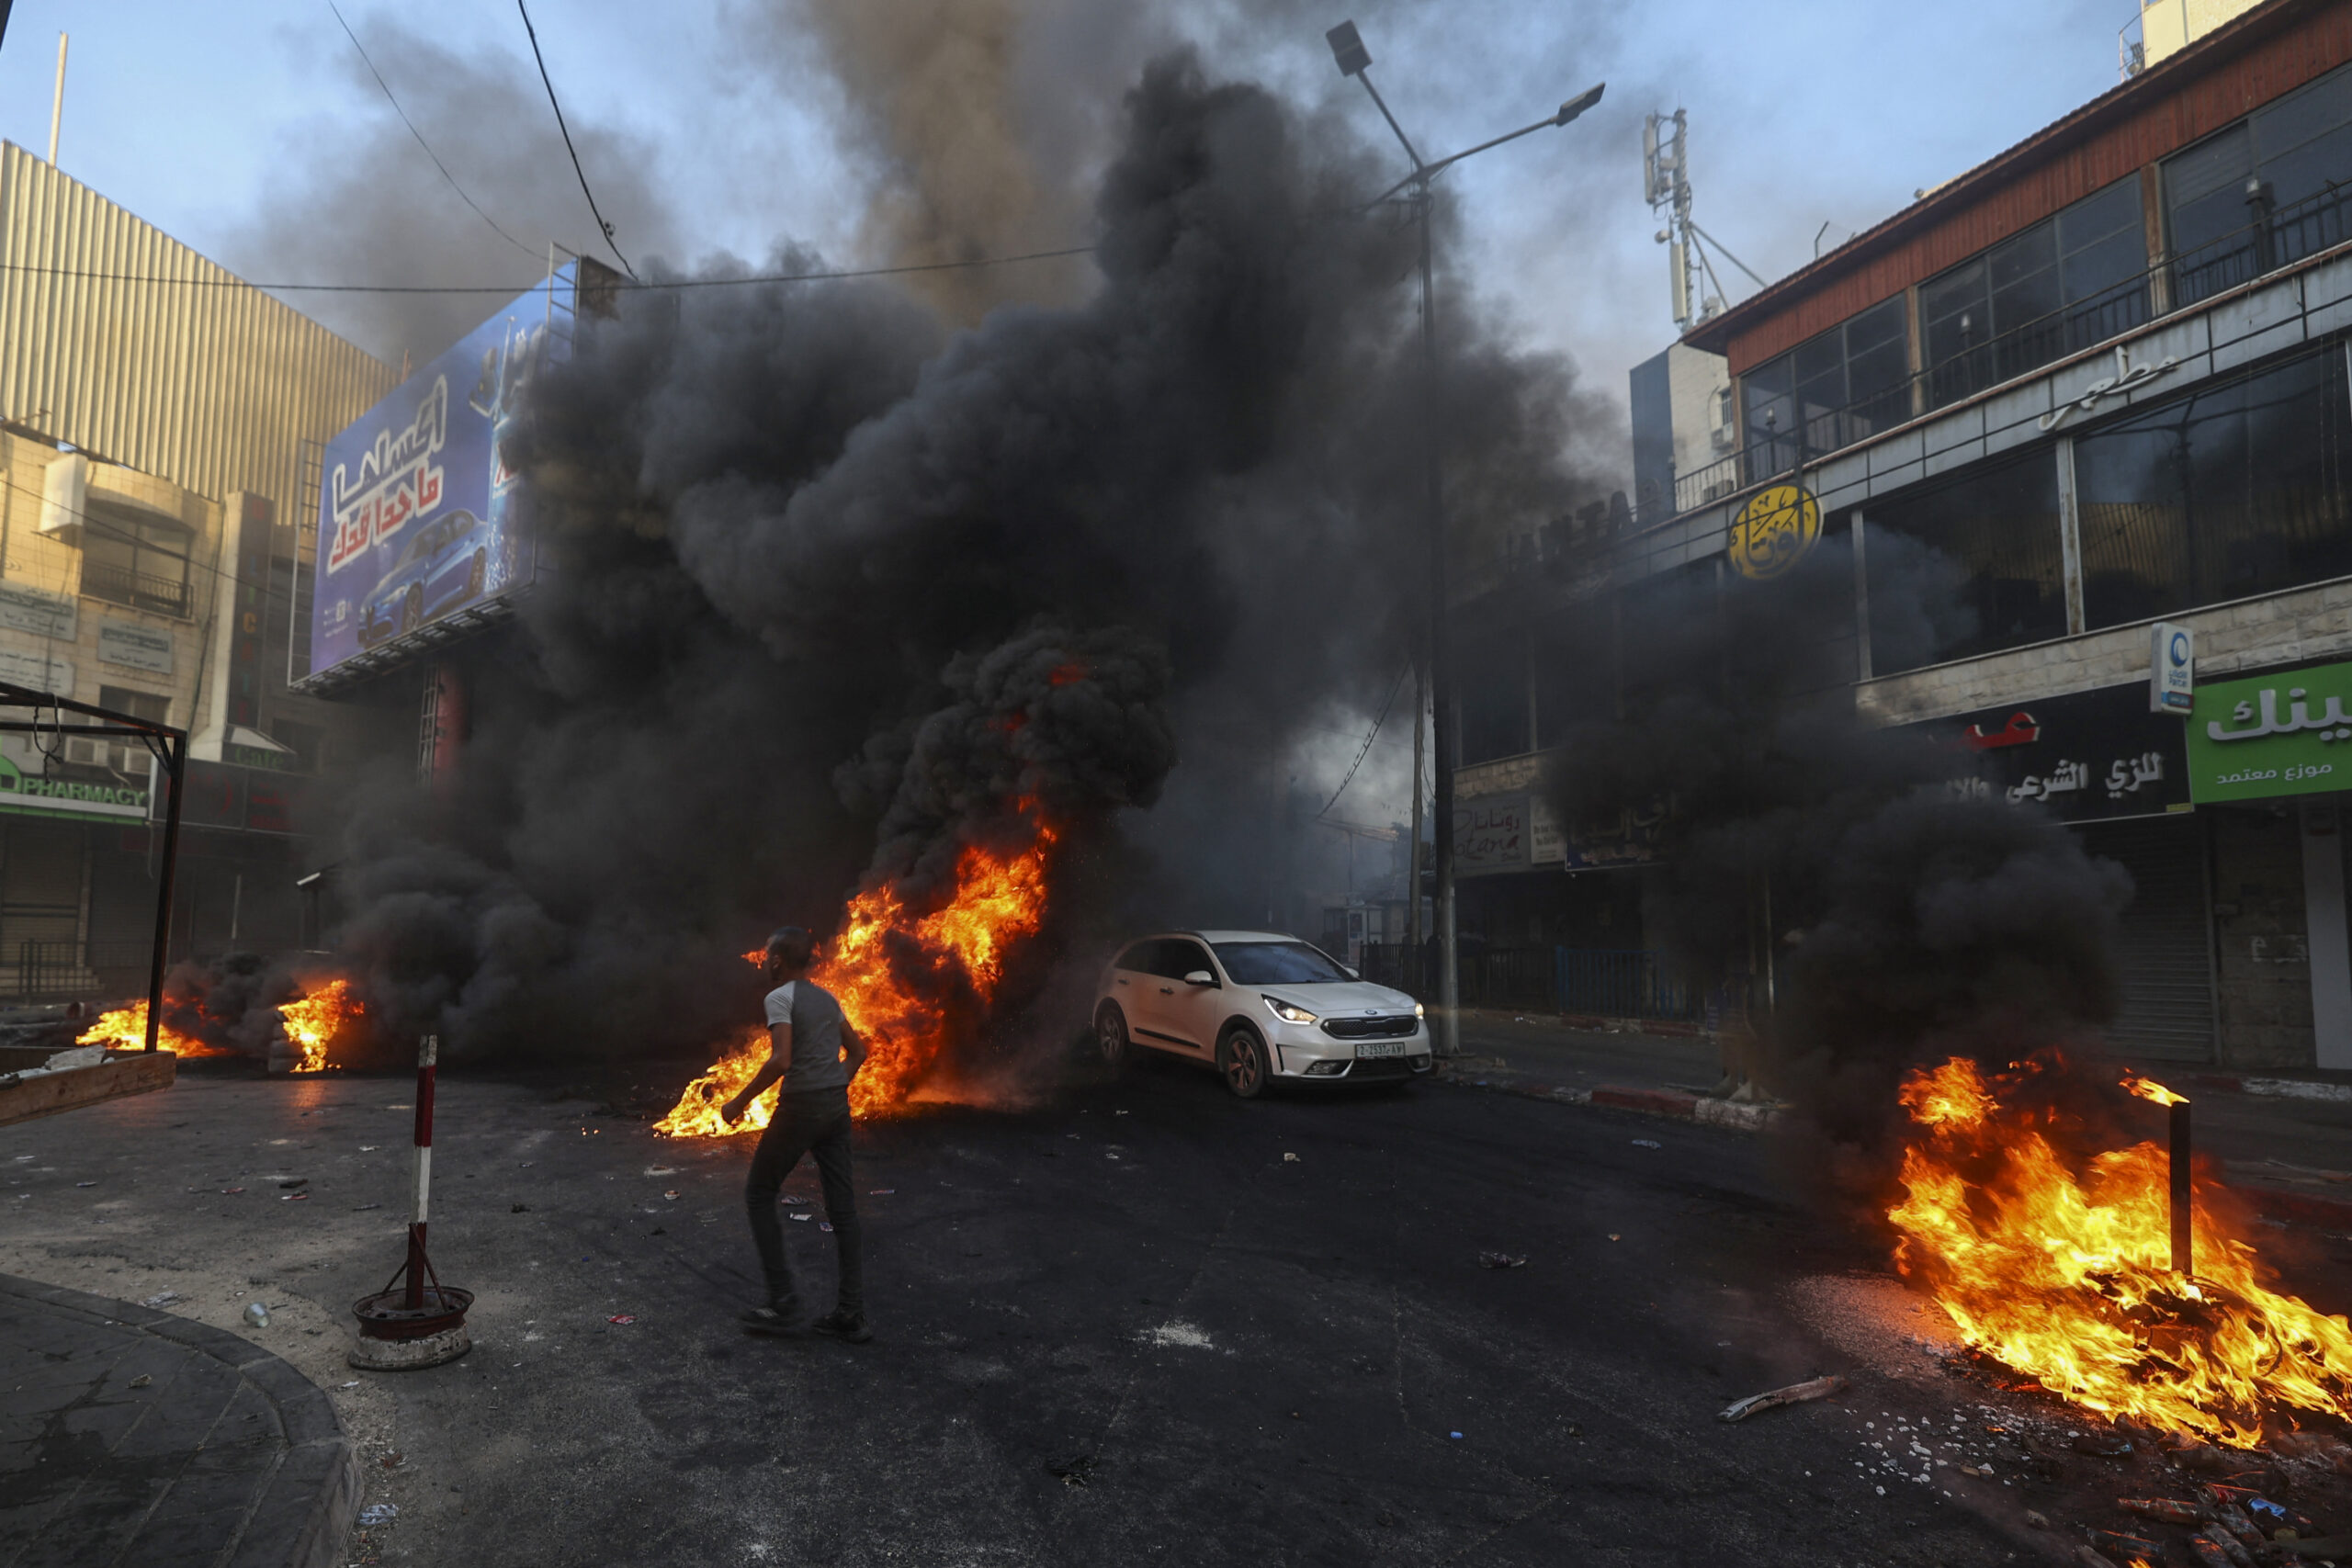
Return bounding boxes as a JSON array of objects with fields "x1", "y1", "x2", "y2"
[{"x1": 349, "y1": 1033, "x2": 473, "y2": 1370}]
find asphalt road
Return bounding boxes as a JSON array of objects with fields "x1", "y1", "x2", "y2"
[{"x1": 6, "y1": 1053, "x2": 2348, "y2": 1566}]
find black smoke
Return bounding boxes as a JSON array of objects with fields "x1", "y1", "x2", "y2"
[
  {"x1": 1541, "y1": 536, "x2": 2132, "y2": 1207},
  {"x1": 296, "y1": 51, "x2": 1595, "y2": 1076}
]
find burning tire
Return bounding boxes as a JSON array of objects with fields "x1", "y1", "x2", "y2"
[
  {"x1": 1094, "y1": 1002, "x2": 1130, "y2": 1073},
  {"x1": 1217, "y1": 1024, "x2": 1268, "y2": 1100}
]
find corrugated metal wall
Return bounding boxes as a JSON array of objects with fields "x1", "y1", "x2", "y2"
[
  {"x1": 0, "y1": 142, "x2": 392, "y2": 513},
  {"x1": 1717, "y1": 0, "x2": 2352, "y2": 374}
]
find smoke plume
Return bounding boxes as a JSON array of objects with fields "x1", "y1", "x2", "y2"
[{"x1": 285, "y1": 48, "x2": 1595, "y2": 1075}]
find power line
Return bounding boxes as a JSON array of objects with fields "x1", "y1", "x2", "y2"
[
  {"x1": 1318, "y1": 659, "x2": 1413, "y2": 818},
  {"x1": 515, "y1": 0, "x2": 634, "y2": 280},
  {"x1": 325, "y1": 0, "x2": 541, "y2": 261},
  {"x1": 0, "y1": 244, "x2": 1098, "y2": 298}
]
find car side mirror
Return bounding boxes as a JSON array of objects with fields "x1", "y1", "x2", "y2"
[
  {"x1": 1343, "y1": 966, "x2": 1360, "y2": 980},
  {"x1": 1182, "y1": 970, "x2": 1216, "y2": 987}
]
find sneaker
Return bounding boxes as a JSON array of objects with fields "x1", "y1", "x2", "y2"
[
  {"x1": 810, "y1": 1308, "x2": 873, "y2": 1344},
  {"x1": 739, "y1": 1303, "x2": 804, "y2": 1336}
]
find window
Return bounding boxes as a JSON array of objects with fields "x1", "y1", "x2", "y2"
[
  {"x1": 1923, "y1": 176, "x2": 2149, "y2": 408},
  {"x1": 1862, "y1": 450, "x2": 2066, "y2": 674},
  {"x1": 74, "y1": 685, "x2": 167, "y2": 776},
  {"x1": 82, "y1": 508, "x2": 193, "y2": 617},
  {"x1": 2166, "y1": 62, "x2": 2352, "y2": 305},
  {"x1": 2074, "y1": 344, "x2": 2352, "y2": 628},
  {"x1": 1153, "y1": 939, "x2": 1216, "y2": 981},
  {"x1": 1213, "y1": 942, "x2": 1351, "y2": 984},
  {"x1": 1742, "y1": 296, "x2": 1908, "y2": 478}
]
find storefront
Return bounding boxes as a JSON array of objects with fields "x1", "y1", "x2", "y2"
[{"x1": 1920, "y1": 682, "x2": 2211, "y2": 1062}]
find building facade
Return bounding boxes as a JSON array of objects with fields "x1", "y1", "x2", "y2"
[
  {"x1": 1453, "y1": 0, "x2": 2352, "y2": 1066},
  {"x1": 0, "y1": 144, "x2": 396, "y2": 998}
]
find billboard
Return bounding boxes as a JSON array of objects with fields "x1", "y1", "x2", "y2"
[{"x1": 308, "y1": 267, "x2": 573, "y2": 678}]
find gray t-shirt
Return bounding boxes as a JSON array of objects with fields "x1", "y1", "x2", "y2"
[{"x1": 763, "y1": 979, "x2": 850, "y2": 1093}]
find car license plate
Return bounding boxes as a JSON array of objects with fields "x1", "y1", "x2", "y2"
[{"x1": 1355, "y1": 1039, "x2": 1410, "y2": 1059}]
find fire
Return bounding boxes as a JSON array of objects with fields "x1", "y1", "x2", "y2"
[
  {"x1": 76, "y1": 1001, "x2": 228, "y2": 1057},
  {"x1": 2123, "y1": 1071, "x2": 2189, "y2": 1107},
  {"x1": 1888, "y1": 1055, "x2": 2352, "y2": 1443},
  {"x1": 658, "y1": 821, "x2": 1057, "y2": 1136},
  {"x1": 276, "y1": 979, "x2": 364, "y2": 1074}
]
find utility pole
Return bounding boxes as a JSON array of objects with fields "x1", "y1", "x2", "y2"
[
  {"x1": 1408, "y1": 661, "x2": 1425, "y2": 989},
  {"x1": 1327, "y1": 20, "x2": 1602, "y2": 1057}
]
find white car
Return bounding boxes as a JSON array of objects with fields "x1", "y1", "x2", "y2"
[{"x1": 1091, "y1": 930, "x2": 1432, "y2": 1098}]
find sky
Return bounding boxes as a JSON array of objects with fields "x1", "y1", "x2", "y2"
[{"x1": 0, "y1": 0, "x2": 2131, "y2": 825}]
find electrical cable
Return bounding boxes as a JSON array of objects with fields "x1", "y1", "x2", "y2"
[
  {"x1": 515, "y1": 0, "x2": 634, "y2": 280},
  {"x1": 326, "y1": 0, "x2": 542, "y2": 260},
  {"x1": 1317, "y1": 659, "x2": 1413, "y2": 818},
  {"x1": 0, "y1": 244, "x2": 1099, "y2": 297}
]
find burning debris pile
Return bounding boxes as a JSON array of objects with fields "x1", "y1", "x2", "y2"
[
  {"x1": 74, "y1": 975, "x2": 368, "y2": 1072},
  {"x1": 1889, "y1": 1055, "x2": 2352, "y2": 1446}
]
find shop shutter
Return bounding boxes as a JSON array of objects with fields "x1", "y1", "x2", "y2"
[{"x1": 2078, "y1": 815, "x2": 2215, "y2": 1063}]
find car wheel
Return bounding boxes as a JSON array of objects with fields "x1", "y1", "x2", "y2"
[
  {"x1": 401, "y1": 584, "x2": 422, "y2": 633},
  {"x1": 1216, "y1": 1025, "x2": 1269, "y2": 1100},
  {"x1": 466, "y1": 548, "x2": 485, "y2": 598},
  {"x1": 1094, "y1": 1003, "x2": 1130, "y2": 1073}
]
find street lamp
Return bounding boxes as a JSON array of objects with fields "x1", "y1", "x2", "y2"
[{"x1": 1326, "y1": 19, "x2": 1602, "y2": 1059}]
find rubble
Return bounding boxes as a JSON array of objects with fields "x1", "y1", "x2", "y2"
[{"x1": 1719, "y1": 1374, "x2": 1848, "y2": 1423}]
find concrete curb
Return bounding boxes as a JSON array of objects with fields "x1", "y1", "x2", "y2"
[
  {"x1": 0, "y1": 1272, "x2": 360, "y2": 1568},
  {"x1": 2195, "y1": 1073, "x2": 2352, "y2": 1103},
  {"x1": 0, "y1": 1050, "x2": 174, "y2": 1126}
]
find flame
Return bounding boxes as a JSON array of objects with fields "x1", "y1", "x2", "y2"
[
  {"x1": 76, "y1": 1002, "x2": 229, "y2": 1057},
  {"x1": 276, "y1": 980, "x2": 364, "y2": 1074},
  {"x1": 2123, "y1": 1072, "x2": 2189, "y2": 1107},
  {"x1": 658, "y1": 819, "x2": 1057, "y2": 1136},
  {"x1": 1888, "y1": 1055, "x2": 2352, "y2": 1443}
]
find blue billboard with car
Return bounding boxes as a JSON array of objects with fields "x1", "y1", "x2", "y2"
[{"x1": 308, "y1": 265, "x2": 576, "y2": 678}]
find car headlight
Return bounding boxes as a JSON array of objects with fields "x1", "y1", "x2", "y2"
[
  {"x1": 1415, "y1": 1003, "x2": 1425, "y2": 1019},
  {"x1": 1262, "y1": 996, "x2": 1318, "y2": 1024}
]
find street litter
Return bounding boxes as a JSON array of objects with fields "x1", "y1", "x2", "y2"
[
  {"x1": 339, "y1": 1381, "x2": 359, "y2": 1388},
  {"x1": 381, "y1": 1453, "x2": 403, "y2": 1468},
  {"x1": 607, "y1": 1314, "x2": 636, "y2": 1325},
  {"x1": 2120, "y1": 1498, "x2": 2205, "y2": 1525},
  {"x1": 351, "y1": 1202, "x2": 381, "y2": 1211},
  {"x1": 1717, "y1": 1373, "x2": 1848, "y2": 1422},
  {"x1": 1631, "y1": 1139, "x2": 1662, "y2": 1149},
  {"x1": 358, "y1": 1504, "x2": 399, "y2": 1528},
  {"x1": 780, "y1": 1194, "x2": 810, "y2": 1205},
  {"x1": 788, "y1": 1213, "x2": 811, "y2": 1223},
  {"x1": 662, "y1": 1190, "x2": 682, "y2": 1201},
  {"x1": 1607, "y1": 1234, "x2": 1621, "y2": 1241},
  {"x1": 1476, "y1": 1252, "x2": 1528, "y2": 1269},
  {"x1": 129, "y1": 1373, "x2": 151, "y2": 1388},
  {"x1": 644, "y1": 1166, "x2": 678, "y2": 1177},
  {"x1": 820, "y1": 1221, "x2": 834, "y2": 1232},
  {"x1": 243, "y1": 1303, "x2": 271, "y2": 1328},
  {"x1": 220, "y1": 1188, "x2": 244, "y2": 1195},
  {"x1": 142, "y1": 1292, "x2": 179, "y2": 1306},
  {"x1": 74, "y1": 1180, "x2": 95, "y2": 1188},
  {"x1": 280, "y1": 1191, "x2": 309, "y2": 1201},
  {"x1": 1450, "y1": 1431, "x2": 1463, "y2": 1439},
  {"x1": 360, "y1": 1145, "x2": 379, "y2": 1152},
  {"x1": 1282, "y1": 1153, "x2": 1299, "y2": 1163},
  {"x1": 1046, "y1": 1453, "x2": 1096, "y2": 1487},
  {"x1": 869, "y1": 1188, "x2": 896, "y2": 1195}
]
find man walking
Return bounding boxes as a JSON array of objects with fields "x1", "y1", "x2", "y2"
[{"x1": 723, "y1": 926, "x2": 872, "y2": 1343}]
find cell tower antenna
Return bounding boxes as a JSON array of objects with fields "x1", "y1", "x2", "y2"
[{"x1": 1643, "y1": 109, "x2": 1720, "y2": 332}]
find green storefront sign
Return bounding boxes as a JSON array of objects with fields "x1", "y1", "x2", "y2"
[
  {"x1": 2188, "y1": 658, "x2": 2352, "y2": 801},
  {"x1": 0, "y1": 752, "x2": 151, "y2": 819}
]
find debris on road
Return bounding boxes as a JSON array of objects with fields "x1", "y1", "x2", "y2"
[
  {"x1": 220, "y1": 1188, "x2": 244, "y2": 1195},
  {"x1": 280, "y1": 1191, "x2": 308, "y2": 1201},
  {"x1": 607, "y1": 1314, "x2": 636, "y2": 1325},
  {"x1": 351, "y1": 1202, "x2": 381, "y2": 1211},
  {"x1": 1606, "y1": 1234, "x2": 1620, "y2": 1241},
  {"x1": 1631, "y1": 1139, "x2": 1661, "y2": 1149},
  {"x1": 242, "y1": 1303, "x2": 270, "y2": 1328},
  {"x1": 869, "y1": 1188, "x2": 895, "y2": 1195},
  {"x1": 74, "y1": 1180, "x2": 95, "y2": 1188},
  {"x1": 1046, "y1": 1453, "x2": 1095, "y2": 1487},
  {"x1": 643, "y1": 1166, "x2": 677, "y2": 1177},
  {"x1": 1282, "y1": 1153, "x2": 1298, "y2": 1162},
  {"x1": 2120, "y1": 1498, "x2": 2208, "y2": 1525},
  {"x1": 511, "y1": 1203, "x2": 529, "y2": 1213},
  {"x1": 142, "y1": 1292, "x2": 179, "y2": 1307},
  {"x1": 820, "y1": 1222, "x2": 834, "y2": 1232},
  {"x1": 128, "y1": 1373, "x2": 151, "y2": 1388},
  {"x1": 788, "y1": 1213, "x2": 810, "y2": 1223},
  {"x1": 780, "y1": 1194, "x2": 809, "y2": 1206},
  {"x1": 1717, "y1": 1373, "x2": 1848, "y2": 1423},
  {"x1": 358, "y1": 1504, "x2": 398, "y2": 1528},
  {"x1": 2072, "y1": 1430, "x2": 2133, "y2": 1457},
  {"x1": 662, "y1": 1190, "x2": 682, "y2": 1201},
  {"x1": 1476, "y1": 1252, "x2": 1528, "y2": 1269}
]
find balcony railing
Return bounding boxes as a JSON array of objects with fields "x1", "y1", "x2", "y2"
[
  {"x1": 1642, "y1": 179, "x2": 2352, "y2": 530},
  {"x1": 80, "y1": 560, "x2": 190, "y2": 618}
]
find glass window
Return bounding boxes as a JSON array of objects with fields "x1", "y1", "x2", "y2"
[
  {"x1": 1741, "y1": 295, "x2": 1911, "y2": 479},
  {"x1": 1862, "y1": 450, "x2": 2066, "y2": 674},
  {"x1": 81, "y1": 508, "x2": 193, "y2": 617},
  {"x1": 1924, "y1": 177, "x2": 2150, "y2": 408},
  {"x1": 2075, "y1": 344, "x2": 2352, "y2": 628},
  {"x1": 2167, "y1": 64, "x2": 2352, "y2": 304},
  {"x1": 1156, "y1": 939, "x2": 1216, "y2": 981},
  {"x1": 1213, "y1": 941, "x2": 1353, "y2": 984}
]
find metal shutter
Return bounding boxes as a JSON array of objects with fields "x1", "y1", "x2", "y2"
[{"x1": 2078, "y1": 815, "x2": 2215, "y2": 1063}]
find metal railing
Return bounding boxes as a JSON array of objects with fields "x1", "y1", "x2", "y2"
[
  {"x1": 79, "y1": 560, "x2": 191, "y2": 618},
  {"x1": 6, "y1": 939, "x2": 153, "y2": 1001},
  {"x1": 1555, "y1": 948, "x2": 1702, "y2": 1021},
  {"x1": 1642, "y1": 179, "x2": 2352, "y2": 530}
]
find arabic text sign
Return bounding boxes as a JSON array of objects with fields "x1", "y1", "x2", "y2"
[
  {"x1": 1453, "y1": 795, "x2": 1530, "y2": 876},
  {"x1": 1728, "y1": 483, "x2": 1819, "y2": 582},
  {"x1": 1925, "y1": 684, "x2": 2191, "y2": 822},
  {"x1": 2187, "y1": 660, "x2": 2352, "y2": 802}
]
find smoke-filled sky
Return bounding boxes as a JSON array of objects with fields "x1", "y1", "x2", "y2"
[{"x1": 0, "y1": 0, "x2": 2125, "y2": 828}]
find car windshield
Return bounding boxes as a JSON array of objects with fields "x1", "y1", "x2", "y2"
[{"x1": 1213, "y1": 942, "x2": 1352, "y2": 985}]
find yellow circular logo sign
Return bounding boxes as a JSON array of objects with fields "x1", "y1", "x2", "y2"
[{"x1": 1728, "y1": 483, "x2": 1821, "y2": 581}]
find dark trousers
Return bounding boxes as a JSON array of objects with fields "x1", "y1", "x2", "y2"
[{"x1": 743, "y1": 1088, "x2": 863, "y2": 1314}]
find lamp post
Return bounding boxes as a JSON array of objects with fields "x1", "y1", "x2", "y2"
[{"x1": 1327, "y1": 20, "x2": 1602, "y2": 1057}]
